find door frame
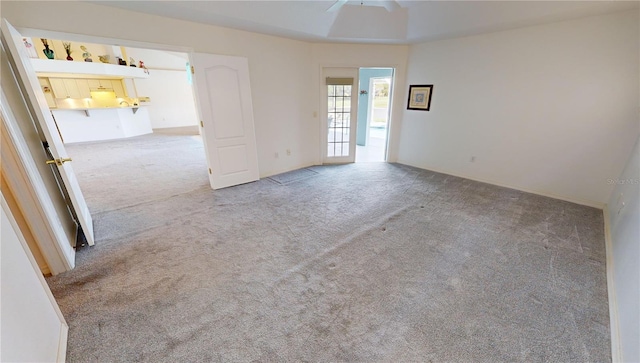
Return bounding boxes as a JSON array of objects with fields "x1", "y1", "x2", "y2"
[
  {"x1": 3, "y1": 26, "x2": 212, "y2": 269},
  {"x1": 321, "y1": 66, "x2": 359, "y2": 164},
  {"x1": 366, "y1": 75, "x2": 393, "y2": 161},
  {"x1": 366, "y1": 77, "x2": 376, "y2": 145}
]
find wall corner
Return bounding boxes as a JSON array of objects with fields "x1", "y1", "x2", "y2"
[{"x1": 603, "y1": 204, "x2": 623, "y2": 363}]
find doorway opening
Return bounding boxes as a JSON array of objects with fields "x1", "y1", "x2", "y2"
[
  {"x1": 23, "y1": 34, "x2": 208, "y2": 227},
  {"x1": 356, "y1": 68, "x2": 393, "y2": 163},
  {"x1": 7, "y1": 21, "x2": 260, "y2": 261}
]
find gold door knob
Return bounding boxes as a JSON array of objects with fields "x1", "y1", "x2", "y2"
[{"x1": 45, "y1": 157, "x2": 72, "y2": 166}]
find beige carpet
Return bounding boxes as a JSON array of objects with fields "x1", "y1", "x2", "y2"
[{"x1": 48, "y1": 133, "x2": 610, "y2": 362}]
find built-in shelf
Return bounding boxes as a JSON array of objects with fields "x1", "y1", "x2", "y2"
[{"x1": 31, "y1": 58, "x2": 150, "y2": 79}]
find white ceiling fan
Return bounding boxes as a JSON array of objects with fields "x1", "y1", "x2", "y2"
[{"x1": 326, "y1": 0, "x2": 402, "y2": 13}]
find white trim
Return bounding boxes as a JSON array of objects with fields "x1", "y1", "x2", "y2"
[
  {"x1": 366, "y1": 77, "x2": 375, "y2": 145},
  {"x1": 396, "y1": 160, "x2": 605, "y2": 209},
  {"x1": 57, "y1": 324, "x2": 68, "y2": 363},
  {"x1": 603, "y1": 205, "x2": 623, "y2": 363},
  {"x1": 1, "y1": 195, "x2": 68, "y2": 362},
  {"x1": 366, "y1": 75, "x2": 393, "y2": 161}
]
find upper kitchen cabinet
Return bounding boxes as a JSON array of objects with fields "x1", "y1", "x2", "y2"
[
  {"x1": 76, "y1": 79, "x2": 91, "y2": 97},
  {"x1": 88, "y1": 79, "x2": 113, "y2": 89},
  {"x1": 111, "y1": 81, "x2": 126, "y2": 98},
  {"x1": 49, "y1": 78, "x2": 91, "y2": 99},
  {"x1": 87, "y1": 79, "x2": 126, "y2": 97}
]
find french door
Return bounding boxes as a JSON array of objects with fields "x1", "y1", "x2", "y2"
[{"x1": 322, "y1": 67, "x2": 359, "y2": 164}]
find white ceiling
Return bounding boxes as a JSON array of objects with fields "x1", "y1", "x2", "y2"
[{"x1": 92, "y1": 1, "x2": 638, "y2": 44}]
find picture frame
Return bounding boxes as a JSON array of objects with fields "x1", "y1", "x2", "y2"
[{"x1": 407, "y1": 84, "x2": 433, "y2": 111}]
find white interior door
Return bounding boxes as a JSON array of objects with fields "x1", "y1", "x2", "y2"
[
  {"x1": 191, "y1": 53, "x2": 259, "y2": 189},
  {"x1": 322, "y1": 67, "x2": 359, "y2": 164},
  {"x1": 2, "y1": 19, "x2": 95, "y2": 246}
]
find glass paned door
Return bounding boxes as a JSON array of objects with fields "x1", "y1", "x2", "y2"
[
  {"x1": 327, "y1": 84, "x2": 352, "y2": 157},
  {"x1": 322, "y1": 68, "x2": 358, "y2": 164}
]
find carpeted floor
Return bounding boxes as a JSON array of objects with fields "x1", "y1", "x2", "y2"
[{"x1": 48, "y1": 133, "x2": 610, "y2": 362}]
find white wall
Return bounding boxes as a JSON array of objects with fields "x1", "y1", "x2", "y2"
[
  {"x1": 3, "y1": 0, "x2": 315, "y2": 178},
  {"x1": 398, "y1": 11, "x2": 639, "y2": 207},
  {"x1": 607, "y1": 137, "x2": 640, "y2": 363},
  {"x1": 125, "y1": 47, "x2": 188, "y2": 70},
  {"x1": 126, "y1": 48, "x2": 198, "y2": 130},
  {"x1": 1, "y1": 196, "x2": 67, "y2": 362}
]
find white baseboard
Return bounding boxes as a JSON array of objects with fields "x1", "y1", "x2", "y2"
[
  {"x1": 603, "y1": 205, "x2": 623, "y2": 363},
  {"x1": 395, "y1": 161, "x2": 605, "y2": 209}
]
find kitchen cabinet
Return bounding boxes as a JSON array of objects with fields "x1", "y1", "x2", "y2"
[
  {"x1": 86, "y1": 79, "x2": 126, "y2": 97},
  {"x1": 87, "y1": 79, "x2": 100, "y2": 89},
  {"x1": 87, "y1": 79, "x2": 113, "y2": 90},
  {"x1": 38, "y1": 78, "x2": 56, "y2": 108},
  {"x1": 111, "y1": 81, "x2": 126, "y2": 98},
  {"x1": 46, "y1": 77, "x2": 127, "y2": 100},
  {"x1": 76, "y1": 80, "x2": 91, "y2": 98},
  {"x1": 49, "y1": 78, "x2": 67, "y2": 98},
  {"x1": 63, "y1": 79, "x2": 81, "y2": 99},
  {"x1": 50, "y1": 78, "x2": 91, "y2": 99}
]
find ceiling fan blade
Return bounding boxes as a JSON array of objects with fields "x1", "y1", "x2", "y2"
[
  {"x1": 381, "y1": 0, "x2": 401, "y2": 12},
  {"x1": 327, "y1": 0, "x2": 348, "y2": 12}
]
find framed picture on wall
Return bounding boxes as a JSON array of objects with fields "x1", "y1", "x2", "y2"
[{"x1": 407, "y1": 84, "x2": 433, "y2": 111}]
